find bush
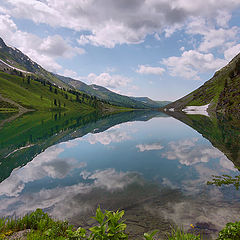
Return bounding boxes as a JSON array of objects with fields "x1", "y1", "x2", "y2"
[
  {"x1": 2, "y1": 208, "x2": 238, "y2": 240},
  {"x1": 217, "y1": 221, "x2": 240, "y2": 240},
  {"x1": 166, "y1": 227, "x2": 201, "y2": 240}
]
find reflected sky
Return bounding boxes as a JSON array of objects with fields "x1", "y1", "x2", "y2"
[{"x1": 0, "y1": 116, "x2": 239, "y2": 239}]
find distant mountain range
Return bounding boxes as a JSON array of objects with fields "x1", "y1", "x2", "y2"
[
  {"x1": 130, "y1": 96, "x2": 171, "y2": 108},
  {"x1": 165, "y1": 52, "x2": 240, "y2": 117},
  {"x1": 0, "y1": 37, "x2": 169, "y2": 109},
  {"x1": 55, "y1": 74, "x2": 170, "y2": 109}
]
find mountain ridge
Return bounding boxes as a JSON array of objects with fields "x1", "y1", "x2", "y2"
[
  {"x1": 0, "y1": 36, "x2": 169, "y2": 110},
  {"x1": 165, "y1": 52, "x2": 240, "y2": 118},
  {"x1": 54, "y1": 74, "x2": 169, "y2": 109},
  {"x1": 0, "y1": 38, "x2": 69, "y2": 88}
]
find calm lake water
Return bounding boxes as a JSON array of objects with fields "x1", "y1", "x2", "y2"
[{"x1": 0, "y1": 111, "x2": 239, "y2": 239}]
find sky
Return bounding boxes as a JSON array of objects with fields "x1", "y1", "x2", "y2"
[{"x1": 0, "y1": 0, "x2": 240, "y2": 101}]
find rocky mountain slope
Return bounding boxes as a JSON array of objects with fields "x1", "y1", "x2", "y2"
[
  {"x1": 0, "y1": 38, "x2": 69, "y2": 88},
  {"x1": 165, "y1": 53, "x2": 240, "y2": 117},
  {"x1": 0, "y1": 37, "x2": 168, "y2": 109}
]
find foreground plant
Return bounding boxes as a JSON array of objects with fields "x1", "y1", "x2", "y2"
[
  {"x1": 166, "y1": 227, "x2": 201, "y2": 240},
  {"x1": 89, "y1": 206, "x2": 128, "y2": 240},
  {"x1": 0, "y1": 209, "x2": 71, "y2": 239},
  {"x1": 0, "y1": 208, "x2": 237, "y2": 240},
  {"x1": 217, "y1": 221, "x2": 240, "y2": 240}
]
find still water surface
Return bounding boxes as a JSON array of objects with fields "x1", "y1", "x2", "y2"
[{"x1": 0, "y1": 111, "x2": 239, "y2": 239}]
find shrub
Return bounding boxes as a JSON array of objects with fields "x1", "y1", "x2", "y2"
[
  {"x1": 217, "y1": 221, "x2": 240, "y2": 240},
  {"x1": 1, "y1": 208, "x2": 238, "y2": 240},
  {"x1": 166, "y1": 227, "x2": 201, "y2": 240}
]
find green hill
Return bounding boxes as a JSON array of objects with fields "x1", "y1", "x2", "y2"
[
  {"x1": 165, "y1": 52, "x2": 240, "y2": 117},
  {"x1": 0, "y1": 37, "x2": 69, "y2": 88},
  {"x1": 55, "y1": 74, "x2": 169, "y2": 109},
  {"x1": 0, "y1": 72, "x2": 95, "y2": 112},
  {"x1": 0, "y1": 37, "x2": 169, "y2": 110},
  {"x1": 0, "y1": 71, "x2": 132, "y2": 116},
  {"x1": 130, "y1": 96, "x2": 171, "y2": 108}
]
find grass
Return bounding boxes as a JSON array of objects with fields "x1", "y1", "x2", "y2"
[
  {"x1": 1, "y1": 207, "x2": 237, "y2": 240},
  {"x1": 0, "y1": 100, "x2": 18, "y2": 112},
  {"x1": 169, "y1": 52, "x2": 240, "y2": 118},
  {"x1": 166, "y1": 228, "x2": 201, "y2": 240},
  {"x1": 0, "y1": 208, "x2": 203, "y2": 240},
  {"x1": 0, "y1": 71, "x2": 135, "y2": 115},
  {"x1": 0, "y1": 209, "x2": 71, "y2": 240},
  {"x1": 0, "y1": 72, "x2": 95, "y2": 112}
]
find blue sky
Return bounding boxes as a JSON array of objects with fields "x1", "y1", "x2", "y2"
[{"x1": 0, "y1": 0, "x2": 240, "y2": 101}]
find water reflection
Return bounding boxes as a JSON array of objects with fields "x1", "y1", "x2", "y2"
[
  {"x1": 165, "y1": 111, "x2": 240, "y2": 167},
  {"x1": 162, "y1": 138, "x2": 234, "y2": 167},
  {"x1": 0, "y1": 110, "x2": 164, "y2": 182},
  {"x1": 87, "y1": 126, "x2": 131, "y2": 145},
  {"x1": 136, "y1": 143, "x2": 164, "y2": 152},
  {"x1": 0, "y1": 111, "x2": 239, "y2": 239}
]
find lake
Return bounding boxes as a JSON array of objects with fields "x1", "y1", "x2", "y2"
[{"x1": 0, "y1": 110, "x2": 239, "y2": 239}]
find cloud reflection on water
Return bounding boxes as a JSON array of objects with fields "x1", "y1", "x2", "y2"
[
  {"x1": 162, "y1": 138, "x2": 235, "y2": 168},
  {"x1": 87, "y1": 129, "x2": 131, "y2": 145},
  {"x1": 0, "y1": 118, "x2": 239, "y2": 239},
  {"x1": 136, "y1": 143, "x2": 163, "y2": 152},
  {"x1": 0, "y1": 145, "x2": 85, "y2": 197}
]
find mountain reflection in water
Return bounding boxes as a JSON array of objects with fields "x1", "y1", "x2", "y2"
[{"x1": 0, "y1": 110, "x2": 239, "y2": 239}]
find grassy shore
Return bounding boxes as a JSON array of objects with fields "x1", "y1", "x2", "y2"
[{"x1": 0, "y1": 208, "x2": 238, "y2": 240}]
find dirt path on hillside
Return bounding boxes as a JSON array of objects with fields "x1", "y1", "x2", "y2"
[{"x1": 0, "y1": 94, "x2": 34, "y2": 128}]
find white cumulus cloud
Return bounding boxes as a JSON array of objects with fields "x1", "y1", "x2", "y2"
[
  {"x1": 162, "y1": 50, "x2": 227, "y2": 80},
  {"x1": 0, "y1": 14, "x2": 85, "y2": 72},
  {"x1": 86, "y1": 72, "x2": 131, "y2": 89},
  {"x1": 136, "y1": 65, "x2": 165, "y2": 75},
  {"x1": 224, "y1": 43, "x2": 240, "y2": 61},
  {"x1": 3, "y1": 0, "x2": 240, "y2": 48}
]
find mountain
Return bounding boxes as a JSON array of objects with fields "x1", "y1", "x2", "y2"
[
  {"x1": 0, "y1": 38, "x2": 135, "y2": 114},
  {"x1": 0, "y1": 71, "x2": 97, "y2": 113},
  {"x1": 55, "y1": 74, "x2": 169, "y2": 109},
  {"x1": 0, "y1": 37, "x2": 142, "y2": 112},
  {"x1": 130, "y1": 96, "x2": 171, "y2": 108},
  {"x1": 165, "y1": 53, "x2": 240, "y2": 117},
  {"x1": 0, "y1": 38, "x2": 69, "y2": 88},
  {"x1": 0, "y1": 37, "x2": 169, "y2": 110}
]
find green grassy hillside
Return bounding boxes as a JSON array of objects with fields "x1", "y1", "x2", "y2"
[
  {"x1": 130, "y1": 96, "x2": 171, "y2": 108},
  {"x1": 0, "y1": 71, "x2": 95, "y2": 112},
  {"x1": 55, "y1": 74, "x2": 169, "y2": 109},
  {"x1": 0, "y1": 37, "x2": 70, "y2": 88},
  {"x1": 0, "y1": 71, "x2": 129, "y2": 114},
  {"x1": 0, "y1": 37, "x2": 168, "y2": 110},
  {"x1": 166, "y1": 52, "x2": 240, "y2": 117}
]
